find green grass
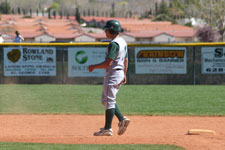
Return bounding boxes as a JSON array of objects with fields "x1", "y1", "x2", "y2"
[
  {"x1": 1, "y1": 84, "x2": 222, "y2": 150},
  {"x1": 0, "y1": 143, "x2": 184, "y2": 150},
  {"x1": 0, "y1": 84, "x2": 225, "y2": 116}
]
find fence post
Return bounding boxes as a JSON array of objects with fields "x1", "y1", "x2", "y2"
[
  {"x1": 127, "y1": 46, "x2": 131, "y2": 85},
  {"x1": 193, "y1": 46, "x2": 196, "y2": 85}
]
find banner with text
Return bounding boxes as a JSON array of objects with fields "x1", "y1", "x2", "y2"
[
  {"x1": 68, "y1": 47, "x2": 106, "y2": 77},
  {"x1": 4, "y1": 47, "x2": 56, "y2": 76},
  {"x1": 135, "y1": 47, "x2": 187, "y2": 74},
  {"x1": 202, "y1": 47, "x2": 225, "y2": 74}
]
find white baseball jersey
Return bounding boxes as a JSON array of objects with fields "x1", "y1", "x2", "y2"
[
  {"x1": 101, "y1": 36, "x2": 128, "y2": 109},
  {"x1": 106, "y1": 37, "x2": 128, "y2": 71}
]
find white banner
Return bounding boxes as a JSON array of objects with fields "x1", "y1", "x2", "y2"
[
  {"x1": 202, "y1": 47, "x2": 225, "y2": 74},
  {"x1": 4, "y1": 47, "x2": 56, "y2": 76},
  {"x1": 68, "y1": 47, "x2": 106, "y2": 77},
  {"x1": 135, "y1": 47, "x2": 187, "y2": 74}
]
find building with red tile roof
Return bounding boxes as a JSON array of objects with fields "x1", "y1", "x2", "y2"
[
  {"x1": 81, "y1": 16, "x2": 195, "y2": 43},
  {"x1": 0, "y1": 15, "x2": 196, "y2": 43}
]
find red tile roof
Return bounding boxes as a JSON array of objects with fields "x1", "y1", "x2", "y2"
[
  {"x1": 0, "y1": 14, "x2": 195, "y2": 41},
  {"x1": 89, "y1": 33, "x2": 106, "y2": 39},
  {"x1": 81, "y1": 16, "x2": 195, "y2": 38},
  {"x1": 124, "y1": 29, "x2": 195, "y2": 38}
]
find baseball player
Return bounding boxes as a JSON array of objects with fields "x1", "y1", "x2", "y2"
[{"x1": 88, "y1": 20, "x2": 130, "y2": 136}]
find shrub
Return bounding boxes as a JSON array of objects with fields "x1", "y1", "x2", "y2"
[{"x1": 196, "y1": 25, "x2": 218, "y2": 42}]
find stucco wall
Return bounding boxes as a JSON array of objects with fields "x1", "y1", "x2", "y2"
[
  {"x1": 35, "y1": 34, "x2": 55, "y2": 43},
  {"x1": 153, "y1": 34, "x2": 174, "y2": 42},
  {"x1": 75, "y1": 35, "x2": 95, "y2": 42}
]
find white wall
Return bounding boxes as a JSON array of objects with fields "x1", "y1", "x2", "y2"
[
  {"x1": 121, "y1": 35, "x2": 135, "y2": 42},
  {"x1": 2, "y1": 34, "x2": 13, "y2": 42},
  {"x1": 75, "y1": 35, "x2": 95, "y2": 42},
  {"x1": 153, "y1": 34, "x2": 174, "y2": 42},
  {"x1": 35, "y1": 34, "x2": 55, "y2": 43}
]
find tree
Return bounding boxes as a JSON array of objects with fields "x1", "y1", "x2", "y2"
[
  {"x1": 48, "y1": 8, "x2": 51, "y2": 19},
  {"x1": 170, "y1": 0, "x2": 225, "y2": 41},
  {"x1": 196, "y1": 25, "x2": 218, "y2": 42},
  {"x1": 17, "y1": 7, "x2": 21, "y2": 14},
  {"x1": 22, "y1": 9, "x2": 26, "y2": 15},
  {"x1": 47, "y1": 1, "x2": 59, "y2": 19},
  {"x1": 75, "y1": 7, "x2": 81, "y2": 23},
  {"x1": 50, "y1": 2, "x2": 59, "y2": 11},
  {"x1": 59, "y1": 11, "x2": 63, "y2": 19},
  {"x1": 173, "y1": 0, "x2": 225, "y2": 41},
  {"x1": 53, "y1": 11, "x2": 56, "y2": 19},
  {"x1": 170, "y1": 0, "x2": 201, "y2": 18},
  {"x1": 67, "y1": 12, "x2": 69, "y2": 19},
  {"x1": 83, "y1": 10, "x2": 86, "y2": 17},
  {"x1": 154, "y1": 0, "x2": 177, "y2": 23},
  {"x1": 87, "y1": 9, "x2": 90, "y2": 16},
  {"x1": 53, "y1": 0, "x2": 78, "y2": 16},
  {"x1": 30, "y1": 9, "x2": 32, "y2": 17},
  {"x1": 199, "y1": 0, "x2": 225, "y2": 41},
  {"x1": 129, "y1": 11, "x2": 132, "y2": 18},
  {"x1": 155, "y1": 2, "x2": 158, "y2": 15},
  {"x1": 153, "y1": 14, "x2": 177, "y2": 24},
  {"x1": 42, "y1": 9, "x2": 44, "y2": 16},
  {"x1": 167, "y1": 0, "x2": 184, "y2": 19},
  {"x1": 110, "y1": 3, "x2": 115, "y2": 17},
  {"x1": 92, "y1": 10, "x2": 95, "y2": 16},
  {"x1": 157, "y1": 0, "x2": 170, "y2": 15},
  {"x1": 0, "y1": 0, "x2": 11, "y2": 14},
  {"x1": 36, "y1": 9, "x2": 38, "y2": 16},
  {"x1": 89, "y1": 0, "x2": 96, "y2": 2}
]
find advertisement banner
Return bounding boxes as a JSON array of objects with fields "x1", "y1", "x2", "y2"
[
  {"x1": 202, "y1": 47, "x2": 225, "y2": 74},
  {"x1": 135, "y1": 47, "x2": 187, "y2": 74},
  {"x1": 4, "y1": 47, "x2": 56, "y2": 76},
  {"x1": 68, "y1": 47, "x2": 106, "y2": 77}
]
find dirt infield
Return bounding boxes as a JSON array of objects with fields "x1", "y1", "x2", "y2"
[{"x1": 0, "y1": 115, "x2": 225, "y2": 150}]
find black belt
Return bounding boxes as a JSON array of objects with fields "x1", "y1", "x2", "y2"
[{"x1": 116, "y1": 68, "x2": 123, "y2": 70}]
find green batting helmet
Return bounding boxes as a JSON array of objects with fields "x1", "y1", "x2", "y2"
[{"x1": 103, "y1": 20, "x2": 122, "y2": 34}]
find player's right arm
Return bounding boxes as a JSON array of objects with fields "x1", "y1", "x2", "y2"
[
  {"x1": 88, "y1": 58, "x2": 113, "y2": 72},
  {"x1": 88, "y1": 42, "x2": 118, "y2": 72}
]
